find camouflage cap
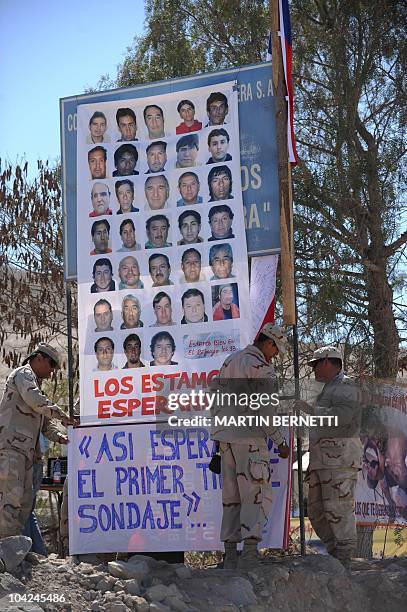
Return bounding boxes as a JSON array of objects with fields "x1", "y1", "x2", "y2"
[
  {"x1": 307, "y1": 345, "x2": 342, "y2": 366},
  {"x1": 259, "y1": 323, "x2": 288, "y2": 356},
  {"x1": 22, "y1": 343, "x2": 62, "y2": 369}
]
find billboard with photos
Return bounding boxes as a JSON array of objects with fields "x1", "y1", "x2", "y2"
[
  {"x1": 77, "y1": 82, "x2": 251, "y2": 424},
  {"x1": 61, "y1": 62, "x2": 280, "y2": 281}
]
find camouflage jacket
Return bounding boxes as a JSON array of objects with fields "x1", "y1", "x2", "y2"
[
  {"x1": 210, "y1": 344, "x2": 284, "y2": 445},
  {"x1": 0, "y1": 364, "x2": 66, "y2": 460},
  {"x1": 309, "y1": 371, "x2": 363, "y2": 470}
]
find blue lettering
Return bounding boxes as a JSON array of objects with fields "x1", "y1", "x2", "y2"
[
  {"x1": 78, "y1": 470, "x2": 91, "y2": 498},
  {"x1": 98, "y1": 505, "x2": 112, "y2": 531},
  {"x1": 91, "y1": 469, "x2": 104, "y2": 498},
  {"x1": 127, "y1": 502, "x2": 140, "y2": 528},
  {"x1": 78, "y1": 504, "x2": 97, "y2": 532},
  {"x1": 113, "y1": 431, "x2": 127, "y2": 461},
  {"x1": 111, "y1": 503, "x2": 125, "y2": 530},
  {"x1": 172, "y1": 465, "x2": 184, "y2": 493},
  {"x1": 150, "y1": 431, "x2": 164, "y2": 460},
  {"x1": 96, "y1": 434, "x2": 114, "y2": 463},
  {"x1": 142, "y1": 500, "x2": 155, "y2": 529}
]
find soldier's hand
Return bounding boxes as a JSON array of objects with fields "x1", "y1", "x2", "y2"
[
  {"x1": 58, "y1": 435, "x2": 69, "y2": 445},
  {"x1": 61, "y1": 415, "x2": 77, "y2": 427},
  {"x1": 277, "y1": 442, "x2": 290, "y2": 459}
]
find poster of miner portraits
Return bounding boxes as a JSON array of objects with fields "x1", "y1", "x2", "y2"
[{"x1": 76, "y1": 82, "x2": 251, "y2": 426}]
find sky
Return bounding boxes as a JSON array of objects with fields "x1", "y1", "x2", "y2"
[{"x1": 0, "y1": 0, "x2": 145, "y2": 171}]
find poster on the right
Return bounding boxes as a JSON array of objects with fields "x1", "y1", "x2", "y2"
[{"x1": 355, "y1": 381, "x2": 407, "y2": 526}]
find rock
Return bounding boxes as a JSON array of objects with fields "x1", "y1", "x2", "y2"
[
  {"x1": 218, "y1": 577, "x2": 257, "y2": 606},
  {"x1": 122, "y1": 579, "x2": 141, "y2": 595},
  {"x1": 146, "y1": 583, "x2": 172, "y2": 602},
  {"x1": 24, "y1": 552, "x2": 42, "y2": 565},
  {"x1": 164, "y1": 595, "x2": 190, "y2": 611},
  {"x1": 108, "y1": 560, "x2": 149, "y2": 581},
  {"x1": 132, "y1": 595, "x2": 149, "y2": 612},
  {"x1": 127, "y1": 554, "x2": 160, "y2": 568},
  {"x1": 96, "y1": 575, "x2": 117, "y2": 593},
  {"x1": 88, "y1": 573, "x2": 106, "y2": 584},
  {"x1": 77, "y1": 562, "x2": 96, "y2": 574},
  {"x1": 0, "y1": 536, "x2": 32, "y2": 572},
  {"x1": 90, "y1": 604, "x2": 101, "y2": 612},
  {"x1": 149, "y1": 603, "x2": 171, "y2": 612},
  {"x1": 0, "y1": 572, "x2": 26, "y2": 598},
  {"x1": 113, "y1": 580, "x2": 126, "y2": 592},
  {"x1": 108, "y1": 603, "x2": 130, "y2": 611},
  {"x1": 175, "y1": 565, "x2": 191, "y2": 580},
  {"x1": 167, "y1": 583, "x2": 184, "y2": 599}
]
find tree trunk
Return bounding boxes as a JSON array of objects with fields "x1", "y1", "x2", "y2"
[
  {"x1": 366, "y1": 261, "x2": 400, "y2": 379},
  {"x1": 356, "y1": 524, "x2": 374, "y2": 559}
]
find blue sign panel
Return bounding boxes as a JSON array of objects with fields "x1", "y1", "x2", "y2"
[{"x1": 61, "y1": 62, "x2": 279, "y2": 280}]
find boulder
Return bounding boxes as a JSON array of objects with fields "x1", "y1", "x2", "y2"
[{"x1": 0, "y1": 536, "x2": 32, "y2": 572}]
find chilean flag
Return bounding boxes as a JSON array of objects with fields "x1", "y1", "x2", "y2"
[{"x1": 267, "y1": 0, "x2": 298, "y2": 165}]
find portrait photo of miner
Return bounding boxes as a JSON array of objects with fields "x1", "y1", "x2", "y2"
[
  {"x1": 88, "y1": 146, "x2": 107, "y2": 180},
  {"x1": 90, "y1": 258, "x2": 115, "y2": 293},
  {"x1": 176, "y1": 99, "x2": 202, "y2": 134},
  {"x1": 208, "y1": 165, "x2": 233, "y2": 201},
  {"x1": 144, "y1": 104, "x2": 165, "y2": 139},
  {"x1": 150, "y1": 331, "x2": 177, "y2": 366},
  {"x1": 146, "y1": 141, "x2": 167, "y2": 174},
  {"x1": 151, "y1": 292, "x2": 176, "y2": 327},
  {"x1": 123, "y1": 334, "x2": 145, "y2": 369},
  {"x1": 205, "y1": 92, "x2": 229, "y2": 126},
  {"x1": 87, "y1": 111, "x2": 110, "y2": 144},
  {"x1": 208, "y1": 205, "x2": 235, "y2": 241},
  {"x1": 90, "y1": 219, "x2": 112, "y2": 255},
  {"x1": 176, "y1": 134, "x2": 200, "y2": 169},
  {"x1": 94, "y1": 337, "x2": 117, "y2": 371},
  {"x1": 180, "y1": 248, "x2": 205, "y2": 283},
  {"x1": 145, "y1": 215, "x2": 172, "y2": 249},
  {"x1": 209, "y1": 243, "x2": 235, "y2": 279},
  {"x1": 117, "y1": 218, "x2": 141, "y2": 252},
  {"x1": 115, "y1": 179, "x2": 139, "y2": 214},
  {"x1": 116, "y1": 107, "x2": 138, "y2": 142},
  {"x1": 144, "y1": 175, "x2": 170, "y2": 211},
  {"x1": 94, "y1": 298, "x2": 113, "y2": 332},
  {"x1": 177, "y1": 171, "x2": 203, "y2": 207},
  {"x1": 121, "y1": 295, "x2": 144, "y2": 329},
  {"x1": 89, "y1": 182, "x2": 112, "y2": 217},
  {"x1": 207, "y1": 128, "x2": 232, "y2": 164},
  {"x1": 177, "y1": 210, "x2": 203, "y2": 245},
  {"x1": 113, "y1": 144, "x2": 139, "y2": 177},
  {"x1": 181, "y1": 288, "x2": 208, "y2": 324}
]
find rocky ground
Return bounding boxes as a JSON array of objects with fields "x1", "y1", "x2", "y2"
[{"x1": 1, "y1": 537, "x2": 407, "y2": 612}]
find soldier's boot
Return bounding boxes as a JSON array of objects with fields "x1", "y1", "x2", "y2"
[
  {"x1": 223, "y1": 542, "x2": 238, "y2": 570},
  {"x1": 239, "y1": 538, "x2": 260, "y2": 570}
]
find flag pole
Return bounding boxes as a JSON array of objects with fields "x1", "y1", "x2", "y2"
[{"x1": 270, "y1": 0, "x2": 306, "y2": 555}]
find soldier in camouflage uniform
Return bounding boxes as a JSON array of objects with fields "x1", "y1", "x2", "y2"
[
  {"x1": 0, "y1": 343, "x2": 72, "y2": 539},
  {"x1": 297, "y1": 346, "x2": 362, "y2": 569},
  {"x1": 211, "y1": 324, "x2": 290, "y2": 569}
]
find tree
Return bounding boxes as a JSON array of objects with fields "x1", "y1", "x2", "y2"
[
  {"x1": 0, "y1": 160, "x2": 78, "y2": 371},
  {"x1": 292, "y1": 0, "x2": 407, "y2": 378}
]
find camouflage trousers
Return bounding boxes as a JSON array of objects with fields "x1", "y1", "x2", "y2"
[
  {"x1": 60, "y1": 478, "x2": 69, "y2": 553},
  {"x1": 219, "y1": 441, "x2": 272, "y2": 543},
  {"x1": 0, "y1": 449, "x2": 34, "y2": 538},
  {"x1": 307, "y1": 468, "x2": 358, "y2": 561}
]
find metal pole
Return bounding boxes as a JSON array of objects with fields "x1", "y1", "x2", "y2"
[{"x1": 66, "y1": 283, "x2": 74, "y2": 420}]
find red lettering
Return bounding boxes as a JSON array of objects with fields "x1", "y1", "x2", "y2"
[
  {"x1": 141, "y1": 374, "x2": 152, "y2": 393},
  {"x1": 127, "y1": 398, "x2": 141, "y2": 416},
  {"x1": 142, "y1": 396, "x2": 156, "y2": 415},
  {"x1": 151, "y1": 374, "x2": 164, "y2": 392},
  {"x1": 97, "y1": 400, "x2": 111, "y2": 419},
  {"x1": 105, "y1": 378, "x2": 120, "y2": 397},
  {"x1": 121, "y1": 376, "x2": 133, "y2": 394},
  {"x1": 94, "y1": 380, "x2": 104, "y2": 398}
]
